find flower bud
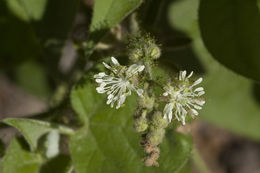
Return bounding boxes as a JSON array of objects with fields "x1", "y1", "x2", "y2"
[
  {"x1": 139, "y1": 95, "x2": 155, "y2": 110},
  {"x1": 145, "y1": 44, "x2": 161, "y2": 59},
  {"x1": 147, "y1": 129, "x2": 165, "y2": 146},
  {"x1": 134, "y1": 115, "x2": 148, "y2": 132},
  {"x1": 129, "y1": 48, "x2": 144, "y2": 63},
  {"x1": 151, "y1": 111, "x2": 168, "y2": 129}
]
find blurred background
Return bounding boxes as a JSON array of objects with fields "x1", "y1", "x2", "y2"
[{"x1": 1, "y1": 0, "x2": 260, "y2": 172}]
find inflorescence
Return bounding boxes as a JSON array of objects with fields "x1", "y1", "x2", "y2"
[{"x1": 93, "y1": 34, "x2": 205, "y2": 167}]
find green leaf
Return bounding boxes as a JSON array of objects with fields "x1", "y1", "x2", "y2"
[
  {"x1": 0, "y1": 138, "x2": 42, "y2": 173},
  {"x1": 69, "y1": 83, "x2": 192, "y2": 172},
  {"x1": 3, "y1": 118, "x2": 74, "y2": 151},
  {"x1": 88, "y1": 0, "x2": 143, "y2": 45},
  {"x1": 70, "y1": 82, "x2": 106, "y2": 124},
  {"x1": 40, "y1": 154, "x2": 72, "y2": 173},
  {"x1": 0, "y1": 2, "x2": 41, "y2": 68},
  {"x1": 5, "y1": 0, "x2": 47, "y2": 21},
  {"x1": 199, "y1": 0, "x2": 260, "y2": 82},
  {"x1": 16, "y1": 61, "x2": 51, "y2": 98},
  {"x1": 35, "y1": 0, "x2": 79, "y2": 41},
  {"x1": 170, "y1": 0, "x2": 260, "y2": 140}
]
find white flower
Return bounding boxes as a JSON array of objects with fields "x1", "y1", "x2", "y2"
[
  {"x1": 163, "y1": 70, "x2": 205, "y2": 125},
  {"x1": 94, "y1": 57, "x2": 145, "y2": 109}
]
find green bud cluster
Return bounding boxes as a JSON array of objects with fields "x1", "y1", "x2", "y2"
[
  {"x1": 145, "y1": 43, "x2": 161, "y2": 60},
  {"x1": 134, "y1": 110, "x2": 148, "y2": 132},
  {"x1": 128, "y1": 34, "x2": 168, "y2": 167},
  {"x1": 128, "y1": 33, "x2": 161, "y2": 63},
  {"x1": 147, "y1": 128, "x2": 165, "y2": 146},
  {"x1": 123, "y1": 33, "x2": 205, "y2": 167},
  {"x1": 141, "y1": 111, "x2": 169, "y2": 166}
]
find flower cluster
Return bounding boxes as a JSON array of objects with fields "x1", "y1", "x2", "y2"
[
  {"x1": 162, "y1": 71, "x2": 205, "y2": 125},
  {"x1": 94, "y1": 58, "x2": 205, "y2": 125},
  {"x1": 93, "y1": 36, "x2": 206, "y2": 167},
  {"x1": 94, "y1": 57, "x2": 145, "y2": 109}
]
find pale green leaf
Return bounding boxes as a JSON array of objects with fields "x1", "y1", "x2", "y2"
[
  {"x1": 3, "y1": 118, "x2": 74, "y2": 151},
  {"x1": 0, "y1": 138, "x2": 42, "y2": 173},
  {"x1": 70, "y1": 82, "x2": 105, "y2": 124},
  {"x1": 87, "y1": 0, "x2": 143, "y2": 47},
  {"x1": 69, "y1": 83, "x2": 192, "y2": 172},
  {"x1": 91, "y1": 0, "x2": 142, "y2": 31}
]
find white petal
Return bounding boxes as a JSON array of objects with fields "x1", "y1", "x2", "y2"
[
  {"x1": 138, "y1": 65, "x2": 145, "y2": 72},
  {"x1": 98, "y1": 72, "x2": 106, "y2": 77},
  {"x1": 111, "y1": 57, "x2": 120, "y2": 66},
  {"x1": 126, "y1": 64, "x2": 144, "y2": 78},
  {"x1": 181, "y1": 116, "x2": 186, "y2": 125},
  {"x1": 100, "y1": 82, "x2": 106, "y2": 88},
  {"x1": 116, "y1": 95, "x2": 126, "y2": 109},
  {"x1": 187, "y1": 71, "x2": 193, "y2": 78},
  {"x1": 179, "y1": 71, "x2": 186, "y2": 80},
  {"x1": 108, "y1": 94, "x2": 114, "y2": 100},
  {"x1": 194, "y1": 87, "x2": 204, "y2": 92},
  {"x1": 181, "y1": 70, "x2": 187, "y2": 80},
  {"x1": 136, "y1": 89, "x2": 143, "y2": 96},
  {"x1": 95, "y1": 79, "x2": 103, "y2": 83},
  {"x1": 110, "y1": 102, "x2": 114, "y2": 108},
  {"x1": 198, "y1": 91, "x2": 205, "y2": 96},
  {"x1": 168, "y1": 112, "x2": 172, "y2": 122},
  {"x1": 120, "y1": 95, "x2": 126, "y2": 104},
  {"x1": 191, "y1": 109, "x2": 198, "y2": 116},
  {"x1": 163, "y1": 103, "x2": 174, "y2": 122},
  {"x1": 192, "y1": 77, "x2": 203, "y2": 87},
  {"x1": 163, "y1": 92, "x2": 168, "y2": 96},
  {"x1": 94, "y1": 72, "x2": 106, "y2": 78},
  {"x1": 193, "y1": 105, "x2": 202, "y2": 110},
  {"x1": 96, "y1": 87, "x2": 105, "y2": 93},
  {"x1": 94, "y1": 74, "x2": 99, "y2": 78},
  {"x1": 103, "y1": 62, "x2": 111, "y2": 69},
  {"x1": 196, "y1": 100, "x2": 205, "y2": 106}
]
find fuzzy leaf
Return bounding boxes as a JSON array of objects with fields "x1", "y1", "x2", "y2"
[
  {"x1": 3, "y1": 118, "x2": 74, "y2": 151},
  {"x1": 199, "y1": 0, "x2": 260, "y2": 82},
  {"x1": 70, "y1": 82, "x2": 106, "y2": 124},
  {"x1": 88, "y1": 0, "x2": 142, "y2": 45},
  {"x1": 69, "y1": 83, "x2": 192, "y2": 172},
  {"x1": 0, "y1": 138, "x2": 42, "y2": 173},
  {"x1": 170, "y1": 0, "x2": 260, "y2": 140}
]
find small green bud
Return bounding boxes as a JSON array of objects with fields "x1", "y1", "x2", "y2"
[
  {"x1": 147, "y1": 129, "x2": 165, "y2": 146},
  {"x1": 129, "y1": 48, "x2": 144, "y2": 62},
  {"x1": 139, "y1": 95, "x2": 155, "y2": 110},
  {"x1": 145, "y1": 44, "x2": 161, "y2": 59},
  {"x1": 134, "y1": 115, "x2": 148, "y2": 132},
  {"x1": 151, "y1": 111, "x2": 168, "y2": 128}
]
